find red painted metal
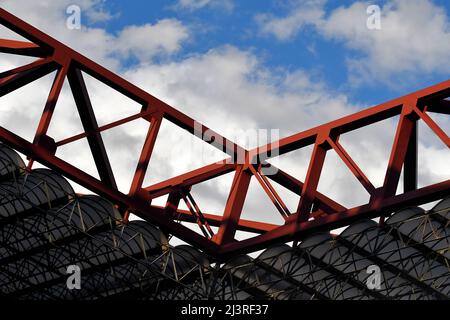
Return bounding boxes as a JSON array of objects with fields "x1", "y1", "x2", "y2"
[
  {"x1": 0, "y1": 9, "x2": 448, "y2": 259},
  {"x1": 214, "y1": 165, "x2": 252, "y2": 245}
]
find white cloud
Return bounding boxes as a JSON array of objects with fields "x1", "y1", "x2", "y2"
[
  {"x1": 174, "y1": 0, "x2": 234, "y2": 12},
  {"x1": 0, "y1": 0, "x2": 190, "y2": 68},
  {"x1": 256, "y1": 0, "x2": 325, "y2": 41},
  {"x1": 176, "y1": 0, "x2": 212, "y2": 10},
  {"x1": 319, "y1": 0, "x2": 450, "y2": 86},
  {"x1": 115, "y1": 20, "x2": 189, "y2": 61},
  {"x1": 124, "y1": 46, "x2": 356, "y2": 140},
  {"x1": 82, "y1": 0, "x2": 117, "y2": 23},
  {"x1": 256, "y1": 0, "x2": 450, "y2": 86}
]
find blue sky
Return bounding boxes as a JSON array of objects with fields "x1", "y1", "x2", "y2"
[{"x1": 88, "y1": 0, "x2": 450, "y2": 106}]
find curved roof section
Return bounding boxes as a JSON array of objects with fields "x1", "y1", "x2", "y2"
[
  {"x1": 0, "y1": 143, "x2": 448, "y2": 300},
  {"x1": 0, "y1": 143, "x2": 24, "y2": 177}
]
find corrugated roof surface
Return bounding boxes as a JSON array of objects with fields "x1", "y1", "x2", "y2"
[{"x1": 0, "y1": 143, "x2": 449, "y2": 300}]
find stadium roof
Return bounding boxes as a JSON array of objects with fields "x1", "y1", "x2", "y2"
[{"x1": 1, "y1": 143, "x2": 448, "y2": 300}]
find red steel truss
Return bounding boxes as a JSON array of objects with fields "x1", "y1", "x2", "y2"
[{"x1": 0, "y1": 9, "x2": 448, "y2": 259}]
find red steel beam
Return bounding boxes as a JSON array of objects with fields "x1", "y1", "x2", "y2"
[
  {"x1": 403, "y1": 118, "x2": 418, "y2": 193},
  {"x1": 33, "y1": 65, "x2": 67, "y2": 146},
  {"x1": 382, "y1": 105, "x2": 417, "y2": 198},
  {"x1": 249, "y1": 164, "x2": 290, "y2": 219},
  {"x1": 214, "y1": 165, "x2": 252, "y2": 245},
  {"x1": 164, "y1": 190, "x2": 183, "y2": 217},
  {"x1": 219, "y1": 179, "x2": 450, "y2": 257},
  {"x1": 416, "y1": 106, "x2": 450, "y2": 148},
  {"x1": 328, "y1": 137, "x2": 376, "y2": 194},
  {"x1": 67, "y1": 66, "x2": 117, "y2": 189},
  {"x1": 267, "y1": 167, "x2": 347, "y2": 214},
  {"x1": 296, "y1": 137, "x2": 329, "y2": 222},
  {"x1": 0, "y1": 57, "x2": 57, "y2": 97},
  {"x1": 129, "y1": 113, "x2": 163, "y2": 196},
  {"x1": 145, "y1": 161, "x2": 237, "y2": 198},
  {"x1": 0, "y1": 38, "x2": 47, "y2": 57},
  {"x1": 55, "y1": 110, "x2": 155, "y2": 147}
]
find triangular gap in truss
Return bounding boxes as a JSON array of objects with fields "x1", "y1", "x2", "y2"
[
  {"x1": 317, "y1": 150, "x2": 371, "y2": 209},
  {"x1": 47, "y1": 79, "x2": 102, "y2": 183},
  {"x1": 427, "y1": 110, "x2": 449, "y2": 137},
  {"x1": 151, "y1": 194, "x2": 189, "y2": 211},
  {"x1": 47, "y1": 78, "x2": 85, "y2": 141},
  {"x1": 395, "y1": 169, "x2": 404, "y2": 196},
  {"x1": 128, "y1": 214, "x2": 144, "y2": 222},
  {"x1": 235, "y1": 230, "x2": 263, "y2": 242},
  {"x1": 209, "y1": 226, "x2": 219, "y2": 236},
  {"x1": 100, "y1": 118, "x2": 149, "y2": 194},
  {"x1": 0, "y1": 52, "x2": 37, "y2": 73},
  {"x1": 267, "y1": 178, "x2": 300, "y2": 213},
  {"x1": 151, "y1": 194, "x2": 169, "y2": 207},
  {"x1": 0, "y1": 25, "x2": 44, "y2": 73},
  {"x1": 338, "y1": 116, "x2": 399, "y2": 188},
  {"x1": 266, "y1": 144, "x2": 315, "y2": 185},
  {"x1": 188, "y1": 170, "x2": 235, "y2": 216},
  {"x1": 330, "y1": 226, "x2": 348, "y2": 236},
  {"x1": 0, "y1": 24, "x2": 32, "y2": 42},
  {"x1": 177, "y1": 197, "x2": 190, "y2": 211},
  {"x1": 55, "y1": 137, "x2": 100, "y2": 182},
  {"x1": 0, "y1": 71, "x2": 56, "y2": 141},
  {"x1": 418, "y1": 199, "x2": 441, "y2": 211},
  {"x1": 240, "y1": 176, "x2": 286, "y2": 227},
  {"x1": 247, "y1": 249, "x2": 265, "y2": 259},
  {"x1": 152, "y1": 193, "x2": 191, "y2": 211},
  {"x1": 81, "y1": 71, "x2": 144, "y2": 127},
  {"x1": 417, "y1": 119, "x2": 450, "y2": 188},
  {"x1": 142, "y1": 118, "x2": 228, "y2": 186}
]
